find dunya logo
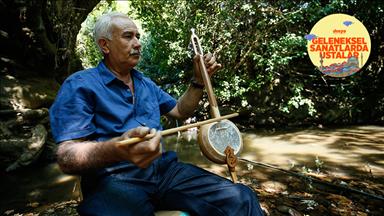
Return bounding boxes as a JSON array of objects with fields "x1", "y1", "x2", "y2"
[{"x1": 306, "y1": 14, "x2": 371, "y2": 77}]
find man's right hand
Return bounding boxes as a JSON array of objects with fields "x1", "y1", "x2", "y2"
[{"x1": 115, "y1": 126, "x2": 162, "y2": 168}]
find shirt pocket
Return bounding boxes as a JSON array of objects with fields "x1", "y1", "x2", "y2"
[{"x1": 135, "y1": 98, "x2": 160, "y2": 128}]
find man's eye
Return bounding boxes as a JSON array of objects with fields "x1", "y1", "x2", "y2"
[{"x1": 124, "y1": 34, "x2": 140, "y2": 40}]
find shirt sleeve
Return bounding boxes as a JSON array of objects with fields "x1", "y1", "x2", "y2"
[
  {"x1": 150, "y1": 80, "x2": 177, "y2": 115},
  {"x1": 49, "y1": 75, "x2": 96, "y2": 143}
]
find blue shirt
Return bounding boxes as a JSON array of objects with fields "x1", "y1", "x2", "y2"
[{"x1": 49, "y1": 61, "x2": 177, "y2": 143}]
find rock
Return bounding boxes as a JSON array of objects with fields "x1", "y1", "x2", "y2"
[
  {"x1": 3, "y1": 209, "x2": 15, "y2": 215},
  {"x1": 277, "y1": 205, "x2": 303, "y2": 216},
  {"x1": 5, "y1": 124, "x2": 47, "y2": 171},
  {"x1": 0, "y1": 75, "x2": 59, "y2": 110}
]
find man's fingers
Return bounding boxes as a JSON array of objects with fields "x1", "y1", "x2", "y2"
[
  {"x1": 136, "y1": 127, "x2": 152, "y2": 138},
  {"x1": 206, "y1": 55, "x2": 216, "y2": 66},
  {"x1": 128, "y1": 131, "x2": 161, "y2": 154},
  {"x1": 203, "y1": 52, "x2": 221, "y2": 75},
  {"x1": 129, "y1": 132, "x2": 162, "y2": 168},
  {"x1": 116, "y1": 131, "x2": 162, "y2": 168},
  {"x1": 126, "y1": 126, "x2": 151, "y2": 138},
  {"x1": 208, "y1": 62, "x2": 222, "y2": 75},
  {"x1": 193, "y1": 52, "x2": 221, "y2": 83},
  {"x1": 204, "y1": 52, "x2": 213, "y2": 63},
  {"x1": 195, "y1": 53, "x2": 218, "y2": 69}
]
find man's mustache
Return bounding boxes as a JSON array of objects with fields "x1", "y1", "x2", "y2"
[{"x1": 130, "y1": 50, "x2": 141, "y2": 56}]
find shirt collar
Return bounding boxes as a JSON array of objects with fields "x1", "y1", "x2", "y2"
[{"x1": 97, "y1": 61, "x2": 143, "y2": 85}]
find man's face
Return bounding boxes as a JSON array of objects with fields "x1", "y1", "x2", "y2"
[{"x1": 105, "y1": 17, "x2": 141, "y2": 69}]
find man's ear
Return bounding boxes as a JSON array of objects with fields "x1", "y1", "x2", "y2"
[{"x1": 98, "y1": 38, "x2": 109, "y2": 54}]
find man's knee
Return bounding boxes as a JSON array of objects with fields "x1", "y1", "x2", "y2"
[
  {"x1": 231, "y1": 184, "x2": 258, "y2": 204},
  {"x1": 226, "y1": 184, "x2": 263, "y2": 215}
]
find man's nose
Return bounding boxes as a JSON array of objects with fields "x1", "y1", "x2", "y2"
[{"x1": 133, "y1": 37, "x2": 141, "y2": 49}]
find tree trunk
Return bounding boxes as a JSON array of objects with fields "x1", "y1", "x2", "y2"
[{"x1": 0, "y1": 0, "x2": 100, "y2": 170}]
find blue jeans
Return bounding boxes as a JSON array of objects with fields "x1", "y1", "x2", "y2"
[{"x1": 78, "y1": 151, "x2": 263, "y2": 216}]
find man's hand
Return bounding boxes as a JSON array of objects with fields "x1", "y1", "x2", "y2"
[
  {"x1": 192, "y1": 52, "x2": 222, "y2": 85},
  {"x1": 116, "y1": 126, "x2": 162, "y2": 168},
  {"x1": 167, "y1": 52, "x2": 222, "y2": 119}
]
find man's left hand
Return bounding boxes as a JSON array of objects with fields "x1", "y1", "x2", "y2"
[{"x1": 192, "y1": 52, "x2": 222, "y2": 85}]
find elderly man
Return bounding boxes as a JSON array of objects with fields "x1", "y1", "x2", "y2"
[{"x1": 49, "y1": 12, "x2": 263, "y2": 215}]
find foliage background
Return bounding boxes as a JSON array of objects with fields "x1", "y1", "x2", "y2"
[{"x1": 77, "y1": 0, "x2": 384, "y2": 126}]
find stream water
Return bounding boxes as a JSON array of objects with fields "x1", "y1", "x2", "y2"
[{"x1": 1, "y1": 125, "x2": 383, "y2": 213}]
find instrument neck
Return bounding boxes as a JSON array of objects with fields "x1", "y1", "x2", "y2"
[{"x1": 198, "y1": 55, "x2": 221, "y2": 118}]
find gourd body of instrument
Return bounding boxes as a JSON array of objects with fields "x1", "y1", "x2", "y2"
[{"x1": 198, "y1": 120, "x2": 242, "y2": 164}]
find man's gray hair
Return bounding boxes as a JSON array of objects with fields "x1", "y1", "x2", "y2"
[{"x1": 93, "y1": 12, "x2": 130, "y2": 52}]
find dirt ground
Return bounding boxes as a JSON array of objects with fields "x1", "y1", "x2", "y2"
[{"x1": 240, "y1": 162, "x2": 384, "y2": 216}]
